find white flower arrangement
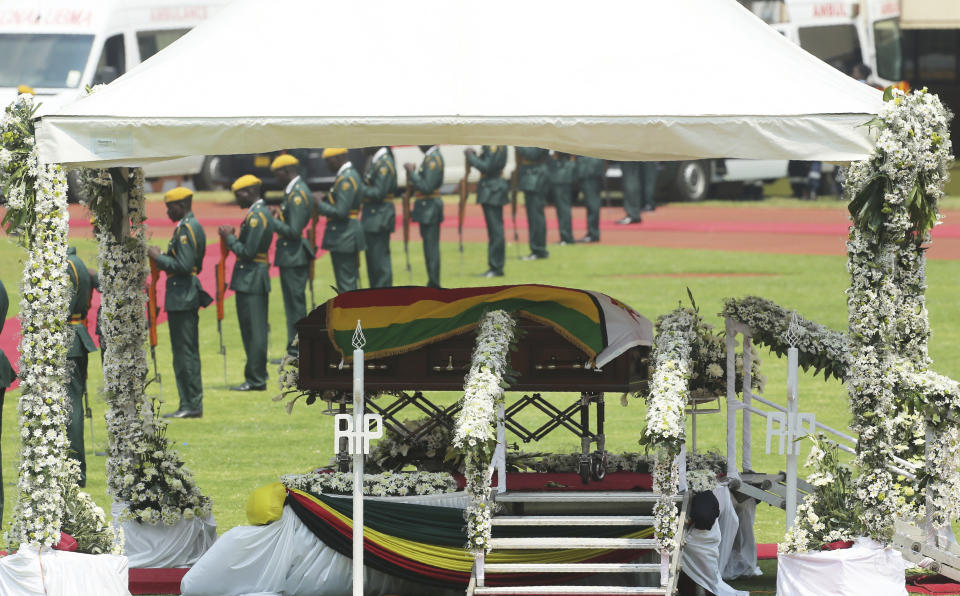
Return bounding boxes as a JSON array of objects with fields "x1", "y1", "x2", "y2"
[
  {"x1": 1, "y1": 94, "x2": 118, "y2": 551},
  {"x1": 686, "y1": 469, "x2": 718, "y2": 494},
  {"x1": 80, "y1": 167, "x2": 211, "y2": 525},
  {"x1": 453, "y1": 310, "x2": 516, "y2": 555},
  {"x1": 642, "y1": 308, "x2": 695, "y2": 554},
  {"x1": 843, "y1": 88, "x2": 954, "y2": 539},
  {"x1": 281, "y1": 471, "x2": 458, "y2": 497}
]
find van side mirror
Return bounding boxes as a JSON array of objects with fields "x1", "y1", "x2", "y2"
[{"x1": 93, "y1": 66, "x2": 120, "y2": 85}]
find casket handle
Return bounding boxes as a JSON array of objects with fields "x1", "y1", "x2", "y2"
[{"x1": 535, "y1": 356, "x2": 584, "y2": 370}]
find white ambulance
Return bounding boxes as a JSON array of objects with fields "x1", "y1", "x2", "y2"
[{"x1": 0, "y1": 0, "x2": 227, "y2": 186}]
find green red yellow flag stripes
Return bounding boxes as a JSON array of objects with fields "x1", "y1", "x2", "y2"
[
  {"x1": 326, "y1": 284, "x2": 614, "y2": 362},
  {"x1": 286, "y1": 488, "x2": 655, "y2": 588}
]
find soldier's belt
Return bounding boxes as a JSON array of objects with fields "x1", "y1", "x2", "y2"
[
  {"x1": 350, "y1": 210, "x2": 360, "y2": 218},
  {"x1": 414, "y1": 193, "x2": 442, "y2": 199},
  {"x1": 69, "y1": 314, "x2": 86, "y2": 326},
  {"x1": 481, "y1": 174, "x2": 503, "y2": 180},
  {"x1": 253, "y1": 253, "x2": 269, "y2": 264}
]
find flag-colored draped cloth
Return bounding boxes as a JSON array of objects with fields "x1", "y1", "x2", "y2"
[
  {"x1": 324, "y1": 284, "x2": 652, "y2": 368},
  {"x1": 286, "y1": 488, "x2": 654, "y2": 588}
]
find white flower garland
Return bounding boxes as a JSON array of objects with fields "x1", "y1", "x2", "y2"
[
  {"x1": 282, "y1": 471, "x2": 458, "y2": 497},
  {"x1": 644, "y1": 308, "x2": 695, "y2": 555},
  {"x1": 453, "y1": 310, "x2": 516, "y2": 555},
  {"x1": 1, "y1": 94, "x2": 117, "y2": 549},
  {"x1": 844, "y1": 88, "x2": 954, "y2": 538},
  {"x1": 81, "y1": 168, "x2": 211, "y2": 524},
  {"x1": 721, "y1": 296, "x2": 849, "y2": 382}
]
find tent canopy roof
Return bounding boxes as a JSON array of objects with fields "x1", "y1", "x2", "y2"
[{"x1": 36, "y1": 0, "x2": 882, "y2": 167}]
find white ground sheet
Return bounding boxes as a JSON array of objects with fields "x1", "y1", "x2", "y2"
[
  {"x1": 180, "y1": 492, "x2": 468, "y2": 596},
  {"x1": 113, "y1": 502, "x2": 218, "y2": 568},
  {"x1": 681, "y1": 485, "x2": 750, "y2": 596},
  {"x1": 777, "y1": 538, "x2": 908, "y2": 596},
  {"x1": 0, "y1": 544, "x2": 129, "y2": 596}
]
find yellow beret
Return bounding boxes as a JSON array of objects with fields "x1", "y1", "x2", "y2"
[
  {"x1": 163, "y1": 187, "x2": 193, "y2": 203},
  {"x1": 231, "y1": 174, "x2": 262, "y2": 192},
  {"x1": 17, "y1": 85, "x2": 34, "y2": 95},
  {"x1": 246, "y1": 482, "x2": 287, "y2": 525},
  {"x1": 321, "y1": 147, "x2": 348, "y2": 159},
  {"x1": 270, "y1": 154, "x2": 299, "y2": 170}
]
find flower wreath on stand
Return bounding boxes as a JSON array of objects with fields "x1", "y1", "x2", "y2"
[
  {"x1": 0, "y1": 93, "x2": 121, "y2": 554},
  {"x1": 77, "y1": 167, "x2": 211, "y2": 528}
]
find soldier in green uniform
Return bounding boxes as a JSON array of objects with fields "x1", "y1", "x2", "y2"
[
  {"x1": 465, "y1": 145, "x2": 508, "y2": 277},
  {"x1": 619, "y1": 161, "x2": 643, "y2": 224},
  {"x1": 148, "y1": 187, "x2": 213, "y2": 418},
  {"x1": 66, "y1": 246, "x2": 97, "y2": 487},
  {"x1": 220, "y1": 175, "x2": 274, "y2": 391},
  {"x1": 0, "y1": 279, "x2": 17, "y2": 523},
  {"x1": 361, "y1": 146, "x2": 397, "y2": 288},
  {"x1": 317, "y1": 148, "x2": 366, "y2": 292},
  {"x1": 404, "y1": 145, "x2": 445, "y2": 288},
  {"x1": 268, "y1": 154, "x2": 316, "y2": 358},
  {"x1": 547, "y1": 151, "x2": 576, "y2": 245},
  {"x1": 516, "y1": 146, "x2": 550, "y2": 260},
  {"x1": 575, "y1": 155, "x2": 604, "y2": 243}
]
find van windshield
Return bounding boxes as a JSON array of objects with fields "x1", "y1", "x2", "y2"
[
  {"x1": 798, "y1": 24, "x2": 862, "y2": 73},
  {"x1": 874, "y1": 18, "x2": 903, "y2": 82},
  {"x1": 0, "y1": 33, "x2": 94, "y2": 89}
]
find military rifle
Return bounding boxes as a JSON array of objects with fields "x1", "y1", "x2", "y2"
[
  {"x1": 458, "y1": 163, "x2": 471, "y2": 272},
  {"x1": 402, "y1": 181, "x2": 413, "y2": 282},
  {"x1": 509, "y1": 166, "x2": 520, "y2": 256},
  {"x1": 147, "y1": 259, "x2": 162, "y2": 397},
  {"x1": 216, "y1": 237, "x2": 228, "y2": 383},
  {"x1": 307, "y1": 212, "x2": 318, "y2": 310}
]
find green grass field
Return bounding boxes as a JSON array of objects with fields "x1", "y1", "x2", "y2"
[{"x1": 1, "y1": 192, "x2": 959, "y2": 593}]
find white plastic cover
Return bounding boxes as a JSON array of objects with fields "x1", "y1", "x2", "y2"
[
  {"x1": 36, "y1": 0, "x2": 881, "y2": 168},
  {"x1": 723, "y1": 495, "x2": 763, "y2": 580},
  {"x1": 777, "y1": 538, "x2": 909, "y2": 596},
  {"x1": 0, "y1": 543, "x2": 129, "y2": 596},
  {"x1": 681, "y1": 521, "x2": 749, "y2": 596},
  {"x1": 181, "y1": 503, "x2": 463, "y2": 596},
  {"x1": 113, "y1": 502, "x2": 217, "y2": 568}
]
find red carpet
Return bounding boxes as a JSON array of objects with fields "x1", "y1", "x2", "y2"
[
  {"x1": 907, "y1": 574, "x2": 960, "y2": 594},
  {"x1": 129, "y1": 567, "x2": 187, "y2": 595},
  {"x1": 756, "y1": 543, "x2": 778, "y2": 560}
]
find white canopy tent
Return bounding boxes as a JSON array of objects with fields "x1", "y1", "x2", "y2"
[{"x1": 36, "y1": 0, "x2": 882, "y2": 167}]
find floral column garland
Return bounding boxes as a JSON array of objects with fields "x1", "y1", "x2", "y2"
[
  {"x1": 1, "y1": 95, "x2": 72, "y2": 547},
  {"x1": 843, "y1": 88, "x2": 954, "y2": 537},
  {"x1": 642, "y1": 308, "x2": 695, "y2": 555},
  {"x1": 79, "y1": 168, "x2": 211, "y2": 524},
  {"x1": 1, "y1": 94, "x2": 118, "y2": 551},
  {"x1": 453, "y1": 310, "x2": 516, "y2": 555}
]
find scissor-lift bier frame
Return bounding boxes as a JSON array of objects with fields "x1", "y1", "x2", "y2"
[{"x1": 296, "y1": 306, "x2": 651, "y2": 483}]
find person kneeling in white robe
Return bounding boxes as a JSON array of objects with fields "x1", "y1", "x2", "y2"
[{"x1": 678, "y1": 491, "x2": 748, "y2": 596}]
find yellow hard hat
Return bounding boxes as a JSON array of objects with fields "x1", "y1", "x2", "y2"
[
  {"x1": 17, "y1": 85, "x2": 34, "y2": 95},
  {"x1": 163, "y1": 186, "x2": 193, "y2": 203},
  {"x1": 231, "y1": 174, "x2": 262, "y2": 192},
  {"x1": 270, "y1": 154, "x2": 299, "y2": 171},
  {"x1": 321, "y1": 147, "x2": 348, "y2": 159}
]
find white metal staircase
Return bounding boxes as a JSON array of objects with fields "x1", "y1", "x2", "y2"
[{"x1": 468, "y1": 491, "x2": 689, "y2": 596}]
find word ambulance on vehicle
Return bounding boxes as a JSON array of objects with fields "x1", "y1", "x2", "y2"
[{"x1": 0, "y1": 0, "x2": 228, "y2": 188}]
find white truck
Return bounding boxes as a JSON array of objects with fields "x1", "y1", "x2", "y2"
[
  {"x1": 0, "y1": 0, "x2": 227, "y2": 188},
  {"x1": 661, "y1": 0, "x2": 906, "y2": 201}
]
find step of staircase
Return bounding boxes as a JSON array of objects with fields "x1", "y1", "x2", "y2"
[
  {"x1": 495, "y1": 492, "x2": 677, "y2": 504},
  {"x1": 473, "y1": 586, "x2": 667, "y2": 595},
  {"x1": 484, "y1": 562, "x2": 662, "y2": 574},
  {"x1": 492, "y1": 515, "x2": 654, "y2": 526},
  {"x1": 488, "y1": 537, "x2": 657, "y2": 550}
]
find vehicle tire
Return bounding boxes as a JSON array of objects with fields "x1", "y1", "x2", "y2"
[
  {"x1": 194, "y1": 155, "x2": 222, "y2": 191},
  {"x1": 66, "y1": 169, "x2": 86, "y2": 204},
  {"x1": 672, "y1": 160, "x2": 709, "y2": 201}
]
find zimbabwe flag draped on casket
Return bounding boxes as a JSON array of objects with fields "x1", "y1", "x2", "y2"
[{"x1": 324, "y1": 284, "x2": 652, "y2": 369}]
